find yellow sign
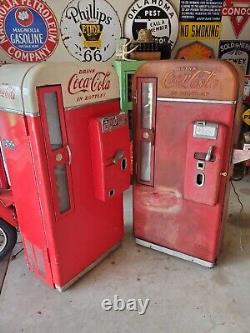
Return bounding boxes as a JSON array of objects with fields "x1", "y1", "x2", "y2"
[
  {"x1": 80, "y1": 23, "x2": 103, "y2": 49},
  {"x1": 242, "y1": 109, "x2": 250, "y2": 126},
  {"x1": 175, "y1": 42, "x2": 215, "y2": 60},
  {"x1": 179, "y1": 22, "x2": 222, "y2": 40}
]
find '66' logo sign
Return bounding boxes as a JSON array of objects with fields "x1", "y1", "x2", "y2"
[
  {"x1": 60, "y1": 0, "x2": 121, "y2": 62},
  {"x1": 0, "y1": 0, "x2": 58, "y2": 62}
]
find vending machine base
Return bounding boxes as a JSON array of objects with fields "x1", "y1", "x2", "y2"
[
  {"x1": 136, "y1": 238, "x2": 214, "y2": 268},
  {"x1": 55, "y1": 243, "x2": 120, "y2": 292}
]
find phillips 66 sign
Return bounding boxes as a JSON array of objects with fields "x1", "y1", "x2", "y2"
[{"x1": 60, "y1": 0, "x2": 121, "y2": 62}]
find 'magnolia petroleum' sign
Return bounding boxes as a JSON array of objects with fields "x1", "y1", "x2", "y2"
[{"x1": 0, "y1": 0, "x2": 59, "y2": 62}]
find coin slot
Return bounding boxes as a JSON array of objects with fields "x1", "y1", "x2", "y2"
[
  {"x1": 109, "y1": 189, "x2": 115, "y2": 197},
  {"x1": 121, "y1": 158, "x2": 127, "y2": 171},
  {"x1": 196, "y1": 173, "x2": 205, "y2": 187}
]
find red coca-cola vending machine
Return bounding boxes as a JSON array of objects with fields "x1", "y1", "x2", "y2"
[
  {"x1": 0, "y1": 62, "x2": 130, "y2": 290},
  {"x1": 133, "y1": 60, "x2": 243, "y2": 267}
]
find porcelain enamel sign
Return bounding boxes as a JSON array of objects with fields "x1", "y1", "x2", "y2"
[
  {"x1": 0, "y1": 0, "x2": 59, "y2": 62},
  {"x1": 60, "y1": 0, "x2": 121, "y2": 62},
  {"x1": 124, "y1": 0, "x2": 179, "y2": 48}
]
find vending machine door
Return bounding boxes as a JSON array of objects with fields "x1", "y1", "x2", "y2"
[
  {"x1": 89, "y1": 113, "x2": 131, "y2": 202},
  {"x1": 37, "y1": 86, "x2": 74, "y2": 221},
  {"x1": 135, "y1": 78, "x2": 157, "y2": 186},
  {"x1": 184, "y1": 121, "x2": 228, "y2": 206}
]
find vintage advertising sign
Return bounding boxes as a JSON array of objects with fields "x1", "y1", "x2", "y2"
[
  {"x1": 180, "y1": 0, "x2": 224, "y2": 22},
  {"x1": 67, "y1": 66, "x2": 113, "y2": 102},
  {"x1": 242, "y1": 109, "x2": 250, "y2": 125},
  {"x1": 123, "y1": 0, "x2": 179, "y2": 48},
  {"x1": 175, "y1": 41, "x2": 215, "y2": 59},
  {"x1": 0, "y1": 0, "x2": 59, "y2": 62},
  {"x1": 222, "y1": 0, "x2": 250, "y2": 37},
  {"x1": 60, "y1": 0, "x2": 121, "y2": 62},
  {"x1": 244, "y1": 75, "x2": 250, "y2": 102},
  {"x1": 179, "y1": 22, "x2": 222, "y2": 40},
  {"x1": 218, "y1": 40, "x2": 250, "y2": 75}
]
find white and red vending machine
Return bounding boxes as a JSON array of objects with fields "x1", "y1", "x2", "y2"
[
  {"x1": 133, "y1": 60, "x2": 243, "y2": 267},
  {"x1": 0, "y1": 62, "x2": 130, "y2": 290}
]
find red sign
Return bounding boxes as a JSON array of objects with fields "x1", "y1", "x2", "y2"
[
  {"x1": 222, "y1": 0, "x2": 250, "y2": 37},
  {"x1": 0, "y1": 0, "x2": 59, "y2": 62},
  {"x1": 162, "y1": 69, "x2": 218, "y2": 90}
]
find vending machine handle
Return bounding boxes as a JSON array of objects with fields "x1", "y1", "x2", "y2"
[
  {"x1": 112, "y1": 149, "x2": 124, "y2": 164},
  {"x1": 205, "y1": 146, "x2": 214, "y2": 162},
  {"x1": 66, "y1": 145, "x2": 72, "y2": 165}
]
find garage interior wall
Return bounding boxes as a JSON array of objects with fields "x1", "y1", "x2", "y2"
[{"x1": 0, "y1": 0, "x2": 249, "y2": 66}]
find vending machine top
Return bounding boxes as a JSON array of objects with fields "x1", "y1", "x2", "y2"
[
  {"x1": 0, "y1": 62, "x2": 119, "y2": 115},
  {"x1": 132, "y1": 59, "x2": 242, "y2": 103}
]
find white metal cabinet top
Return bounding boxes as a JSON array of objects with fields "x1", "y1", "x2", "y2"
[{"x1": 0, "y1": 62, "x2": 119, "y2": 115}]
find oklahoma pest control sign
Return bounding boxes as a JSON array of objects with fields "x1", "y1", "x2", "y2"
[
  {"x1": 124, "y1": 0, "x2": 179, "y2": 48},
  {"x1": 0, "y1": 0, "x2": 59, "y2": 62},
  {"x1": 60, "y1": 0, "x2": 121, "y2": 62}
]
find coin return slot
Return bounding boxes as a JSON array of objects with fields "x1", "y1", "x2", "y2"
[
  {"x1": 121, "y1": 158, "x2": 127, "y2": 171},
  {"x1": 197, "y1": 161, "x2": 205, "y2": 170},
  {"x1": 109, "y1": 189, "x2": 115, "y2": 197},
  {"x1": 196, "y1": 173, "x2": 205, "y2": 187}
]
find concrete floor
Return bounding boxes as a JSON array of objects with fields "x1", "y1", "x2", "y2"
[{"x1": 0, "y1": 176, "x2": 250, "y2": 333}]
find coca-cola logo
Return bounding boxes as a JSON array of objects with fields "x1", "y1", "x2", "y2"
[
  {"x1": 68, "y1": 69, "x2": 111, "y2": 95},
  {"x1": 0, "y1": 86, "x2": 15, "y2": 100},
  {"x1": 162, "y1": 68, "x2": 219, "y2": 90}
]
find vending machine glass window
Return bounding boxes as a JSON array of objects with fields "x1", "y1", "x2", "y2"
[
  {"x1": 137, "y1": 79, "x2": 156, "y2": 185},
  {"x1": 44, "y1": 92, "x2": 63, "y2": 150},
  {"x1": 140, "y1": 82, "x2": 153, "y2": 182},
  {"x1": 54, "y1": 165, "x2": 70, "y2": 213}
]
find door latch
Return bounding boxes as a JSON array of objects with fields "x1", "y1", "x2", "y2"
[
  {"x1": 205, "y1": 145, "x2": 214, "y2": 161},
  {"x1": 112, "y1": 149, "x2": 124, "y2": 164}
]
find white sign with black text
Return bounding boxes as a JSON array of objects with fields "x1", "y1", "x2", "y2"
[
  {"x1": 124, "y1": 0, "x2": 179, "y2": 48},
  {"x1": 60, "y1": 0, "x2": 121, "y2": 62}
]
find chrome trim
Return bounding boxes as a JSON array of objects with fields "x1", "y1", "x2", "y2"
[
  {"x1": 157, "y1": 97, "x2": 237, "y2": 105},
  {"x1": 0, "y1": 227, "x2": 7, "y2": 253},
  {"x1": 136, "y1": 238, "x2": 215, "y2": 268},
  {"x1": 66, "y1": 145, "x2": 72, "y2": 166},
  {"x1": 25, "y1": 112, "x2": 40, "y2": 117},
  {"x1": 0, "y1": 107, "x2": 24, "y2": 115},
  {"x1": 0, "y1": 108, "x2": 41, "y2": 117},
  {"x1": 65, "y1": 98, "x2": 120, "y2": 111},
  {"x1": 55, "y1": 242, "x2": 121, "y2": 292}
]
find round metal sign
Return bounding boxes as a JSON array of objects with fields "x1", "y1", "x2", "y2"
[
  {"x1": 0, "y1": 0, "x2": 59, "y2": 62},
  {"x1": 124, "y1": 0, "x2": 179, "y2": 48},
  {"x1": 242, "y1": 109, "x2": 250, "y2": 126},
  {"x1": 60, "y1": 0, "x2": 121, "y2": 62}
]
